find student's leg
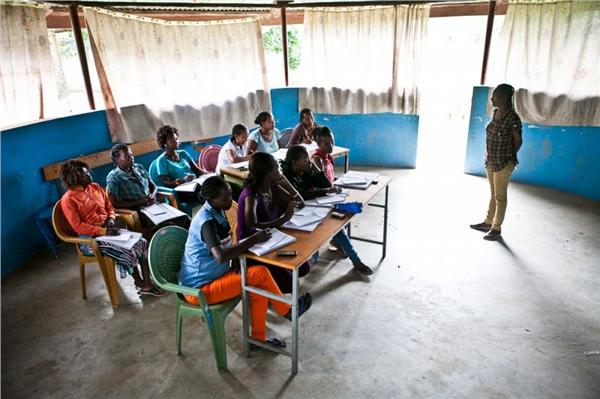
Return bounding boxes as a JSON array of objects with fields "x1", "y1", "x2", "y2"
[
  {"x1": 491, "y1": 163, "x2": 515, "y2": 232},
  {"x1": 331, "y1": 231, "x2": 360, "y2": 263},
  {"x1": 266, "y1": 265, "x2": 293, "y2": 294},
  {"x1": 484, "y1": 164, "x2": 496, "y2": 226}
]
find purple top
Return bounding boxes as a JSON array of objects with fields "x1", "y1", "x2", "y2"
[{"x1": 237, "y1": 186, "x2": 283, "y2": 240}]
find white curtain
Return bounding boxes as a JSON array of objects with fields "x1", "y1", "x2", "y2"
[
  {"x1": 83, "y1": 7, "x2": 271, "y2": 142},
  {"x1": 299, "y1": 5, "x2": 429, "y2": 115},
  {"x1": 489, "y1": 0, "x2": 600, "y2": 126},
  {"x1": 1, "y1": 2, "x2": 63, "y2": 128}
]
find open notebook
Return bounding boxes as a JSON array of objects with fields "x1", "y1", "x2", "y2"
[
  {"x1": 248, "y1": 228, "x2": 296, "y2": 256},
  {"x1": 174, "y1": 173, "x2": 218, "y2": 193},
  {"x1": 140, "y1": 203, "x2": 187, "y2": 225}
]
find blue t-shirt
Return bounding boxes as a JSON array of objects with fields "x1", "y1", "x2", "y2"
[
  {"x1": 156, "y1": 150, "x2": 195, "y2": 180},
  {"x1": 249, "y1": 128, "x2": 282, "y2": 154},
  {"x1": 179, "y1": 203, "x2": 232, "y2": 288}
]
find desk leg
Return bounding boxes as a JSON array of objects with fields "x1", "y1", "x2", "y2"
[
  {"x1": 291, "y1": 267, "x2": 299, "y2": 375},
  {"x1": 382, "y1": 185, "x2": 389, "y2": 259},
  {"x1": 240, "y1": 256, "x2": 250, "y2": 358},
  {"x1": 344, "y1": 154, "x2": 349, "y2": 173}
]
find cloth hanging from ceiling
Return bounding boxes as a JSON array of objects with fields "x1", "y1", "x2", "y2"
[
  {"x1": 84, "y1": 7, "x2": 271, "y2": 142},
  {"x1": 488, "y1": 0, "x2": 600, "y2": 126},
  {"x1": 298, "y1": 5, "x2": 430, "y2": 115}
]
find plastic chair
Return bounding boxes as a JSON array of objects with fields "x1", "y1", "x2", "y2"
[
  {"x1": 51, "y1": 201, "x2": 120, "y2": 307},
  {"x1": 224, "y1": 201, "x2": 239, "y2": 244},
  {"x1": 148, "y1": 226, "x2": 241, "y2": 372},
  {"x1": 198, "y1": 145, "x2": 222, "y2": 173},
  {"x1": 279, "y1": 127, "x2": 294, "y2": 148},
  {"x1": 149, "y1": 159, "x2": 195, "y2": 216}
]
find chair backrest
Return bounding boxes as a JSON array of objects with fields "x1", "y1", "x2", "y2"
[
  {"x1": 224, "y1": 201, "x2": 239, "y2": 244},
  {"x1": 199, "y1": 145, "x2": 222, "y2": 173},
  {"x1": 148, "y1": 226, "x2": 189, "y2": 287},
  {"x1": 148, "y1": 159, "x2": 164, "y2": 188},
  {"x1": 279, "y1": 128, "x2": 294, "y2": 148},
  {"x1": 51, "y1": 200, "x2": 77, "y2": 241}
]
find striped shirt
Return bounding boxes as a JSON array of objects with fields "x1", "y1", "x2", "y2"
[{"x1": 486, "y1": 108, "x2": 522, "y2": 172}]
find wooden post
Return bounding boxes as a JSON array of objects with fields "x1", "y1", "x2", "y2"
[
  {"x1": 69, "y1": 4, "x2": 95, "y2": 110},
  {"x1": 480, "y1": 0, "x2": 496, "y2": 85},
  {"x1": 281, "y1": 6, "x2": 289, "y2": 87}
]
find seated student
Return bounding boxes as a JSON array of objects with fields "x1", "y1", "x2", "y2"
[
  {"x1": 311, "y1": 126, "x2": 336, "y2": 183},
  {"x1": 237, "y1": 152, "x2": 310, "y2": 293},
  {"x1": 287, "y1": 108, "x2": 317, "y2": 147},
  {"x1": 216, "y1": 124, "x2": 250, "y2": 173},
  {"x1": 247, "y1": 111, "x2": 281, "y2": 154},
  {"x1": 59, "y1": 159, "x2": 166, "y2": 296},
  {"x1": 281, "y1": 146, "x2": 374, "y2": 276},
  {"x1": 155, "y1": 125, "x2": 204, "y2": 203},
  {"x1": 179, "y1": 176, "x2": 312, "y2": 349},
  {"x1": 106, "y1": 144, "x2": 190, "y2": 235}
]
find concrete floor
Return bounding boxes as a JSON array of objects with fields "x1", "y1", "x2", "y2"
[{"x1": 2, "y1": 167, "x2": 600, "y2": 398}]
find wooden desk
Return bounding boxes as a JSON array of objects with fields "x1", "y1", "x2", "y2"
[
  {"x1": 239, "y1": 175, "x2": 392, "y2": 375},
  {"x1": 220, "y1": 146, "x2": 351, "y2": 183}
]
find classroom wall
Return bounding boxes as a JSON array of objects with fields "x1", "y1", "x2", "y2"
[
  {"x1": 271, "y1": 88, "x2": 419, "y2": 167},
  {"x1": 1, "y1": 88, "x2": 418, "y2": 277},
  {"x1": 465, "y1": 86, "x2": 600, "y2": 200}
]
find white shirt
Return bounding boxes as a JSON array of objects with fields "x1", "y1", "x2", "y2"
[{"x1": 216, "y1": 140, "x2": 248, "y2": 173}]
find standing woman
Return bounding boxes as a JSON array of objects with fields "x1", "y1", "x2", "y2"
[
  {"x1": 155, "y1": 125, "x2": 205, "y2": 203},
  {"x1": 247, "y1": 111, "x2": 281, "y2": 154},
  {"x1": 470, "y1": 84, "x2": 523, "y2": 241}
]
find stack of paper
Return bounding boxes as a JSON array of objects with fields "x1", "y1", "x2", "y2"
[
  {"x1": 174, "y1": 173, "x2": 218, "y2": 193},
  {"x1": 140, "y1": 203, "x2": 188, "y2": 225},
  {"x1": 96, "y1": 229, "x2": 143, "y2": 250},
  {"x1": 282, "y1": 206, "x2": 330, "y2": 231},
  {"x1": 248, "y1": 228, "x2": 296, "y2": 256},
  {"x1": 230, "y1": 160, "x2": 249, "y2": 169},
  {"x1": 334, "y1": 170, "x2": 379, "y2": 189}
]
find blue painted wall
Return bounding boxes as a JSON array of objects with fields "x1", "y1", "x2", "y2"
[
  {"x1": 1, "y1": 88, "x2": 418, "y2": 277},
  {"x1": 271, "y1": 88, "x2": 419, "y2": 167},
  {"x1": 465, "y1": 86, "x2": 600, "y2": 200}
]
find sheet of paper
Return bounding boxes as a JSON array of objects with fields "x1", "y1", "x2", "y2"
[
  {"x1": 301, "y1": 142, "x2": 319, "y2": 152},
  {"x1": 96, "y1": 229, "x2": 142, "y2": 250},
  {"x1": 230, "y1": 161, "x2": 249, "y2": 169},
  {"x1": 174, "y1": 181, "x2": 197, "y2": 193},
  {"x1": 282, "y1": 219, "x2": 320, "y2": 232},
  {"x1": 140, "y1": 203, "x2": 187, "y2": 225},
  {"x1": 295, "y1": 206, "x2": 330, "y2": 218},
  {"x1": 248, "y1": 228, "x2": 296, "y2": 256},
  {"x1": 272, "y1": 148, "x2": 288, "y2": 161},
  {"x1": 315, "y1": 193, "x2": 347, "y2": 205}
]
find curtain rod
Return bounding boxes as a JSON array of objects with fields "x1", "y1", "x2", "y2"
[{"x1": 43, "y1": 0, "x2": 455, "y2": 10}]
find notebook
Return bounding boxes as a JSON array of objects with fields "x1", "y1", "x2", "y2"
[
  {"x1": 140, "y1": 203, "x2": 187, "y2": 225},
  {"x1": 334, "y1": 170, "x2": 378, "y2": 189},
  {"x1": 248, "y1": 228, "x2": 297, "y2": 256},
  {"x1": 174, "y1": 173, "x2": 218, "y2": 193},
  {"x1": 96, "y1": 229, "x2": 143, "y2": 250}
]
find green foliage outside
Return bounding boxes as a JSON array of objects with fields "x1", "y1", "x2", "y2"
[
  {"x1": 55, "y1": 29, "x2": 92, "y2": 58},
  {"x1": 262, "y1": 26, "x2": 301, "y2": 70}
]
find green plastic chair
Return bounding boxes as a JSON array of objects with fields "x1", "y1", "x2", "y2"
[
  {"x1": 148, "y1": 159, "x2": 196, "y2": 216},
  {"x1": 148, "y1": 226, "x2": 241, "y2": 372}
]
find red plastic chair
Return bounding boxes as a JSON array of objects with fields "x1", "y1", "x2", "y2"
[{"x1": 198, "y1": 144, "x2": 222, "y2": 173}]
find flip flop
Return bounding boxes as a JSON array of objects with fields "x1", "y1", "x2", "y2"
[
  {"x1": 250, "y1": 337, "x2": 287, "y2": 351},
  {"x1": 138, "y1": 286, "x2": 168, "y2": 297}
]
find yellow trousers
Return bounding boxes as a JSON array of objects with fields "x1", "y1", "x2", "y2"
[{"x1": 485, "y1": 162, "x2": 515, "y2": 232}]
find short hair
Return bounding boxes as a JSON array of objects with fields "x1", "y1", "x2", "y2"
[
  {"x1": 156, "y1": 125, "x2": 178, "y2": 149},
  {"x1": 245, "y1": 152, "x2": 277, "y2": 190},
  {"x1": 60, "y1": 159, "x2": 89, "y2": 189},
  {"x1": 230, "y1": 124, "x2": 248, "y2": 143},
  {"x1": 494, "y1": 83, "x2": 515, "y2": 107},
  {"x1": 299, "y1": 108, "x2": 313, "y2": 121},
  {"x1": 200, "y1": 175, "x2": 230, "y2": 200},
  {"x1": 314, "y1": 126, "x2": 333, "y2": 143},
  {"x1": 110, "y1": 143, "x2": 129, "y2": 163},
  {"x1": 254, "y1": 111, "x2": 272, "y2": 126},
  {"x1": 285, "y1": 145, "x2": 308, "y2": 164}
]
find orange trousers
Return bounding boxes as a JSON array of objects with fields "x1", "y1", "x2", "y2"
[{"x1": 185, "y1": 266, "x2": 290, "y2": 341}]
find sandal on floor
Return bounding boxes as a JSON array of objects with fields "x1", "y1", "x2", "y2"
[
  {"x1": 138, "y1": 286, "x2": 168, "y2": 297},
  {"x1": 250, "y1": 336, "x2": 287, "y2": 351}
]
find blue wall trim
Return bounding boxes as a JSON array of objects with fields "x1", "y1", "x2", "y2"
[{"x1": 465, "y1": 86, "x2": 600, "y2": 201}]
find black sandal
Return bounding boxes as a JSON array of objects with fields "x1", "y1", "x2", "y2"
[{"x1": 250, "y1": 337, "x2": 287, "y2": 350}]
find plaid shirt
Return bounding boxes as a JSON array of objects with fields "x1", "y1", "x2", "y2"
[
  {"x1": 485, "y1": 108, "x2": 522, "y2": 172},
  {"x1": 106, "y1": 164, "x2": 151, "y2": 202}
]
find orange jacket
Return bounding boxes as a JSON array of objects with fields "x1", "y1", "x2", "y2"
[{"x1": 61, "y1": 183, "x2": 116, "y2": 236}]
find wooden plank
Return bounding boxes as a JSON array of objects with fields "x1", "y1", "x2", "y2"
[{"x1": 43, "y1": 139, "x2": 159, "y2": 181}]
